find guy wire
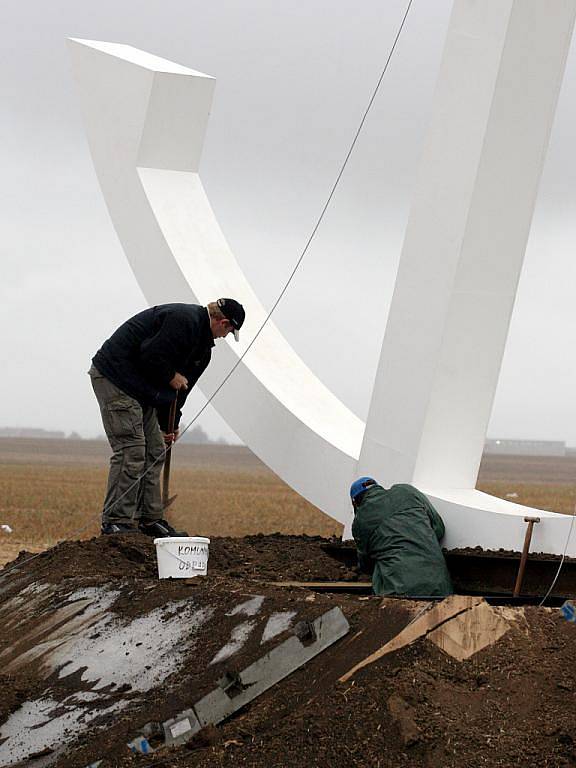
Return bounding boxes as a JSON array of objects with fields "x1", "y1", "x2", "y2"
[{"x1": 538, "y1": 504, "x2": 576, "y2": 607}]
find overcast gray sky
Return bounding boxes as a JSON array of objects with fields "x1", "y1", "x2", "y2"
[{"x1": 1, "y1": 0, "x2": 575, "y2": 444}]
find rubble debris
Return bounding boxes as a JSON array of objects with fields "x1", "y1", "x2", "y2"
[{"x1": 387, "y1": 693, "x2": 421, "y2": 747}]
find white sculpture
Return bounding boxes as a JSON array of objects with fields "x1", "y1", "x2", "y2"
[{"x1": 68, "y1": 0, "x2": 576, "y2": 555}]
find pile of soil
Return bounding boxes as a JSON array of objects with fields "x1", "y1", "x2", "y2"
[
  {"x1": 9, "y1": 533, "x2": 359, "y2": 585},
  {"x1": 2, "y1": 535, "x2": 576, "y2": 768},
  {"x1": 13, "y1": 533, "x2": 575, "y2": 598},
  {"x1": 146, "y1": 608, "x2": 576, "y2": 768}
]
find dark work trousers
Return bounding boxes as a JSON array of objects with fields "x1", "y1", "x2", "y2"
[{"x1": 89, "y1": 364, "x2": 165, "y2": 525}]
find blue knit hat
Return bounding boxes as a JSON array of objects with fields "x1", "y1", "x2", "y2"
[{"x1": 350, "y1": 476, "x2": 377, "y2": 501}]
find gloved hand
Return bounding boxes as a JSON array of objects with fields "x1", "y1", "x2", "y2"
[
  {"x1": 163, "y1": 429, "x2": 179, "y2": 446},
  {"x1": 169, "y1": 372, "x2": 188, "y2": 390}
]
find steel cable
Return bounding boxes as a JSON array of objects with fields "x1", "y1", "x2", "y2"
[{"x1": 538, "y1": 505, "x2": 576, "y2": 607}]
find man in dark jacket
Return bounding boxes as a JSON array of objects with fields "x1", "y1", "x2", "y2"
[
  {"x1": 89, "y1": 299, "x2": 245, "y2": 536},
  {"x1": 350, "y1": 477, "x2": 453, "y2": 597}
]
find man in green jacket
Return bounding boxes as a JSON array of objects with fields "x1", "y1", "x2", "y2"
[{"x1": 350, "y1": 477, "x2": 453, "y2": 597}]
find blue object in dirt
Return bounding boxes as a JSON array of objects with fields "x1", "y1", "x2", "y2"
[
  {"x1": 128, "y1": 735, "x2": 153, "y2": 754},
  {"x1": 560, "y1": 600, "x2": 576, "y2": 623}
]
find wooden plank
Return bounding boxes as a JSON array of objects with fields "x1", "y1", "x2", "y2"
[
  {"x1": 265, "y1": 581, "x2": 372, "y2": 591},
  {"x1": 339, "y1": 595, "x2": 483, "y2": 683}
]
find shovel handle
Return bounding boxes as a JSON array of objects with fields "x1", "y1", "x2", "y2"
[
  {"x1": 513, "y1": 517, "x2": 540, "y2": 597},
  {"x1": 162, "y1": 395, "x2": 179, "y2": 507}
]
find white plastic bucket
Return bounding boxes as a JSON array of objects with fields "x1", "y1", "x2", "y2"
[{"x1": 154, "y1": 536, "x2": 210, "y2": 579}]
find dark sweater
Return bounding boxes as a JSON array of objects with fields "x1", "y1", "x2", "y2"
[{"x1": 93, "y1": 303, "x2": 214, "y2": 431}]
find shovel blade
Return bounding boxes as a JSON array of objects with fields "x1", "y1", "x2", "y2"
[{"x1": 163, "y1": 494, "x2": 178, "y2": 512}]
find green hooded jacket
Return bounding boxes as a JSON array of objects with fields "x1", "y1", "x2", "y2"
[{"x1": 352, "y1": 483, "x2": 453, "y2": 597}]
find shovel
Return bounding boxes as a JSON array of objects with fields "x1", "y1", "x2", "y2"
[{"x1": 162, "y1": 395, "x2": 179, "y2": 511}]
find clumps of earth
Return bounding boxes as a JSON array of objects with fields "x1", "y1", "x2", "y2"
[{"x1": 0, "y1": 534, "x2": 575, "y2": 768}]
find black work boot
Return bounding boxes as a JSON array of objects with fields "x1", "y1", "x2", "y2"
[
  {"x1": 101, "y1": 522, "x2": 138, "y2": 535},
  {"x1": 138, "y1": 519, "x2": 189, "y2": 538}
]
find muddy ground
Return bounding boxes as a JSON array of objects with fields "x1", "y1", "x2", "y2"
[{"x1": 1, "y1": 535, "x2": 576, "y2": 768}]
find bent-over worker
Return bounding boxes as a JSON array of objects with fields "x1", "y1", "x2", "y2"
[
  {"x1": 90, "y1": 299, "x2": 245, "y2": 537},
  {"x1": 350, "y1": 477, "x2": 453, "y2": 597}
]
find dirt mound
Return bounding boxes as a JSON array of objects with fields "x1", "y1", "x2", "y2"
[
  {"x1": 208, "y1": 533, "x2": 357, "y2": 582},
  {"x1": 9, "y1": 533, "x2": 358, "y2": 585},
  {"x1": 177, "y1": 607, "x2": 576, "y2": 768},
  {"x1": 1, "y1": 536, "x2": 576, "y2": 768}
]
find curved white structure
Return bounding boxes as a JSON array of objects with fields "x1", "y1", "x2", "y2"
[
  {"x1": 68, "y1": 38, "x2": 363, "y2": 529},
  {"x1": 68, "y1": 0, "x2": 576, "y2": 554}
]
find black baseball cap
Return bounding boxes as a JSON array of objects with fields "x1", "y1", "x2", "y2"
[{"x1": 217, "y1": 298, "x2": 245, "y2": 342}]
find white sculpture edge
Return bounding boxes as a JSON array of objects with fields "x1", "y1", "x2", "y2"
[
  {"x1": 358, "y1": 0, "x2": 576, "y2": 553},
  {"x1": 67, "y1": 37, "x2": 362, "y2": 530}
]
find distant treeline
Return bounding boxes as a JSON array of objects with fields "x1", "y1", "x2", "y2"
[
  {"x1": 0, "y1": 427, "x2": 68, "y2": 439},
  {"x1": 0, "y1": 425, "x2": 227, "y2": 445},
  {"x1": 176, "y1": 425, "x2": 228, "y2": 445}
]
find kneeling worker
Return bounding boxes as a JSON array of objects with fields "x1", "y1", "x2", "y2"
[{"x1": 351, "y1": 477, "x2": 453, "y2": 597}]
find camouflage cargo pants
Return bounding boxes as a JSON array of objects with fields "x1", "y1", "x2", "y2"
[{"x1": 89, "y1": 364, "x2": 165, "y2": 525}]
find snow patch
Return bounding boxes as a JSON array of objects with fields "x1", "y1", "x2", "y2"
[
  {"x1": 211, "y1": 620, "x2": 256, "y2": 665},
  {"x1": 0, "y1": 694, "x2": 126, "y2": 767},
  {"x1": 261, "y1": 611, "x2": 297, "y2": 644},
  {"x1": 52, "y1": 601, "x2": 214, "y2": 691},
  {"x1": 226, "y1": 596, "x2": 264, "y2": 617}
]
